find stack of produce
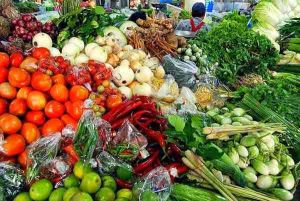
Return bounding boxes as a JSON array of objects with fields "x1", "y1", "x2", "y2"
[
  {"x1": 124, "y1": 17, "x2": 186, "y2": 60},
  {"x1": 252, "y1": 0, "x2": 300, "y2": 49},
  {"x1": 0, "y1": 0, "x2": 20, "y2": 39},
  {"x1": 13, "y1": 161, "x2": 134, "y2": 201},
  {"x1": 189, "y1": 13, "x2": 279, "y2": 85}
]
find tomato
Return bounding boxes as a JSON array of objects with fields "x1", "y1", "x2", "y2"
[
  {"x1": 0, "y1": 52, "x2": 10, "y2": 68},
  {"x1": 9, "y1": 98, "x2": 27, "y2": 116},
  {"x1": 45, "y1": 100, "x2": 65, "y2": 118},
  {"x1": 20, "y1": 56, "x2": 38, "y2": 73},
  {"x1": 21, "y1": 122, "x2": 40, "y2": 144},
  {"x1": 50, "y1": 84, "x2": 69, "y2": 103},
  {"x1": 65, "y1": 101, "x2": 83, "y2": 120},
  {"x1": 61, "y1": 114, "x2": 77, "y2": 129},
  {"x1": 8, "y1": 67, "x2": 31, "y2": 88},
  {"x1": 3, "y1": 134, "x2": 26, "y2": 156},
  {"x1": 0, "y1": 98, "x2": 7, "y2": 115},
  {"x1": 0, "y1": 82, "x2": 17, "y2": 99},
  {"x1": 27, "y1": 91, "x2": 47, "y2": 111},
  {"x1": 106, "y1": 95, "x2": 122, "y2": 110},
  {"x1": 18, "y1": 150, "x2": 28, "y2": 168},
  {"x1": 42, "y1": 118, "x2": 64, "y2": 136},
  {"x1": 31, "y1": 71, "x2": 52, "y2": 92},
  {"x1": 69, "y1": 85, "x2": 89, "y2": 102},
  {"x1": 0, "y1": 113, "x2": 22, "y2": 134},
  {"x1": 0, "y1": 67, "x2": 8, "y2": 83},
  {"x1": 10, "y1": 52, "x2": 24, "y2": 67},
  {"x1": 52, "y1": 74, "x2": 66, "y2": 85},
  {"x1": 32, "y1": 47, "x2": 50, "y2": 60},
  {"x1": 17, "y1": 86, "x2": 32, "y2": 99},
  {"x1": 25, "y1": 111, "x2": 45, "y2": 126}
]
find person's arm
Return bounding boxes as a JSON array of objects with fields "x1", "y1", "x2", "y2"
[{"x1": 176, "y1": 20, "x2": 189, "y2": 31}]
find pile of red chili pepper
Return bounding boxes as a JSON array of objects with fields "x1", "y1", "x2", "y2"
[{"x1": 102, "y1": 96, "x2": 188, "y2": 187}]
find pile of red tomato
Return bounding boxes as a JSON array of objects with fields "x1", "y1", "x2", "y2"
[{"x1": 0, "y1": 51, "x2": 89, "y2": 168}]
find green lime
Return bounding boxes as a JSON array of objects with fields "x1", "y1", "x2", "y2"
[
  {"x1": 63, "y1": 187, "x2": 80, "y2": 201},
  {"x1": 115, "y1": 198, "x2": 130, "y2": 201},
  {"x1": 117, "y1": 189, "x2": 133, "y2": 200},
  {"x1": 49, "y1": 188, "x2": 66, "y2": 201},
  {"x1": 64, "y1": 174, "x2": 80, "y2": 188},
  {"x1": 141, "y1": 191, "x2": 159, "y2": 201},
  {"x1": 29, "y1": 179, "x2": 53, "y2": 201},
  {"x1": 13, "y1": 192, "x2": 33, "y2": 201},
  {"x1": 73, "y1": 161, "x2": 93, "y2": 179},
  {"x1": 116, "y1": 166, "x2": 132, "y2": 181},
  {"x1": 70, "y1": 192, "x2": 93, "y2": 201},
  {"x1": 95, "y1": 187, "x2": 115, "y2": 201},
  {"x1": 80, "y1": 172, "x2": 101, "y2": 194},
  {"x1": 101, "y1": 176, "x2": 117, "y2": 192}
]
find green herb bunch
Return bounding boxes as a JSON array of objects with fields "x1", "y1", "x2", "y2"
[{"x1": 190, "y1": 14, "x2": 279, "y2": 85}]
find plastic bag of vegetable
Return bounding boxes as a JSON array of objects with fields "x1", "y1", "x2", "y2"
[
  {"x1": 194, "y1": 75, "x2": 229, "y2": 108},
  {"x1": 65, "y1": 65, "x2": 92, "y2": 90},
  {"x1": 26, "y1": 134, "x2": 62, "y2": 184},
  {"x1": 96, "y1": 151, "x2": 133, "y2": 176},
  {"x1": 155, "y1": 75, "x2": 180, "y2": 103},
  {"x1": 133, "y1": 166, "x2": 172, "y2": 201},
  {"x1": 162, "y1": 54, "x2": 198, "y2": 88},
  {"x1": 74, "y1": 110, "x2": 111, "y2": 162},
  {"x1": 0, "y1": 162, "x2": 26, "y2": 200},
  {"x1": 174, "y1": 87, "x2": 199, "y2": 115},
  {"x1": 109, "y1": 120, "x2": 148, "y2": 161}
]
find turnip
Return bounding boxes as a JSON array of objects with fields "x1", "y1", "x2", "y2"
[
  {"x1": 50, "y1": 47, "x2": 61, "y2": 57},
  {"x1": 118, "y1": 86, "x2": 132, "y2": 99},
  {"x1": 85, "y1": 43, "x2": 99, "y2": 57},
  {"x1": 135, "y1": 66, "x2": 153, "y2": 83},
  {"x1": 32, "y1": 33, "x2": 53, "y2": 50},
  {"x1": 89, "y1": 46, "x2": 108, "y2": 63},
  {"x1": 62, "y1": 43, "x2": 81, "y2": 57},
  {"x1": 69, "y1": 37, "x2": 85, "y2": 51},
  {"x1": 75, "y1": 53, "x2": 89, "y2": 65},
  {"x1": 132, "y1": 83, "x2": 152, "y2": 96}
]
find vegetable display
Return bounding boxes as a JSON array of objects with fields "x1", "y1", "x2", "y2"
[{"x1": 1, "y1": 4, "x2": 300, "y2": 201}]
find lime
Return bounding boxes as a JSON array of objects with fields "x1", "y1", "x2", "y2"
[
  {"x1": 70, "y1": 192, "x2": 93, "y2": 201},
  {"x1": 29, "y1": 179, "x2": 53, "y2": 201},
  {"x1": 141, "y1": 191, "x2": 159, "y2": 201},
  {"x1": 117, "y1": 189, "x2": 133, "y2": 200},
  {"x1": 95, "y1": 187, "x2": 115, "y2": 201},
  {"x1": 63, "y1": 187, "x2": 80, "y2": 201},
  {"x1": 49, "y1": 188, "x2": 66, "y2": 201},
  {"x1": 80, "y1": 172, "x2": 101, "y2": 194},
  {"x1": 115, "y1": 198, "x2": 130, "y2": 201},
  {"x1": 116, "y1": 166, "x2": 132, "y2": 181},
  {"x1": 101, "y1": 176, "x2": 117, "y2": 191},
  {"x1": 13, "y1": 192, "x2": 32, "y2": 201},
  {"x1": 73, "y1": 161, "x2": 93, "y2": 179},
  {"x1": 64, "y1": 174, "x2": 80, "y2": 188}
]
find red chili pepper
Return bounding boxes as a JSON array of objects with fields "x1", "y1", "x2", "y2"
[
  {"x1": 102, "y1": 100, "x2": 134, "y2": 122},
  {"x1": 116, "y1": 178, "x2": 133, "y2": 189},
  {"x1": 138, "y1": 123, "x2": 166, "y2": 149},
  {"x1": 167, "y1": 143, "x2": 182, "y2": 159},
  {"x1": 133, "y1": 150, "x2": 160, "y2": 174},
  {"x1": 114, "y1": 101, "x2": 143, "y2": 120},
  {"x1": 63, "y1": 145, "x2": 79, "y2": 163},
  {"x1": 164, "y1": 163, "x2": 188, "y2": 182},
  {"x1": 111, "y1": 117, "x2": 127, "y2": 130}
]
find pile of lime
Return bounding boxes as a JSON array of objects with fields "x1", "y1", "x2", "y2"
[{"x1": 13, "y1": 161, "x2": 133, "y2": 201}]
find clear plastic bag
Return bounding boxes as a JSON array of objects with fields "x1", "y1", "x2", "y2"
[
  {"x1": 155, "y1": 75, "x2": 180, "y2": 103},
  {"x1": 133, "y1": 166, "x2": 171, "y2": 201},
  {"x1": 110, "y1": 120, "x2": 147, "y2": 161},
  {"x1": 65, "y1": 66, "x2": 92, "y2": 90},
  {"x1": 162, "y1": 55, "x2": 198, "y2": 88},
  {"x1": 96, "y1": 151, "x2": 133, "y2": 175},
  {"x1": 174, "y1": 87, "x2": 200, "y2": 115},
  {"x1": 26, "y1": 134, "x2": 61, "y2": 184},
  {"x1": 194, "y1": 75, "x2": 230, "y2": 108},
  {"x1": 74, "y1": 111, "x2": 111, "y2": 162},
  {"x1": 40, "y1": 156, "x2": 72, "y2": 185},
  {"x1": 0, "y1": 162, "x2": 25, "y2": 200}
]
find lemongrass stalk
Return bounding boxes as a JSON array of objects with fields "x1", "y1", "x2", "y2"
[
  {"x1": 184, "y1": 151, "x2": 238, "y2": 201},
  {"x1": 188, "y1": 173, "x2": 280, "y2": 201}
]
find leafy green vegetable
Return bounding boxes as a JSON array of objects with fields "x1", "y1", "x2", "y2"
[
  {"x1": 168, "y1": 115, "x2": 185, "y2": 132},
  {"x1": 54, "y1": 7, "x2": 126, "y2": 47},
  {"x1": 189, "y1": 13, "x2": 279, "y2": 84}
]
